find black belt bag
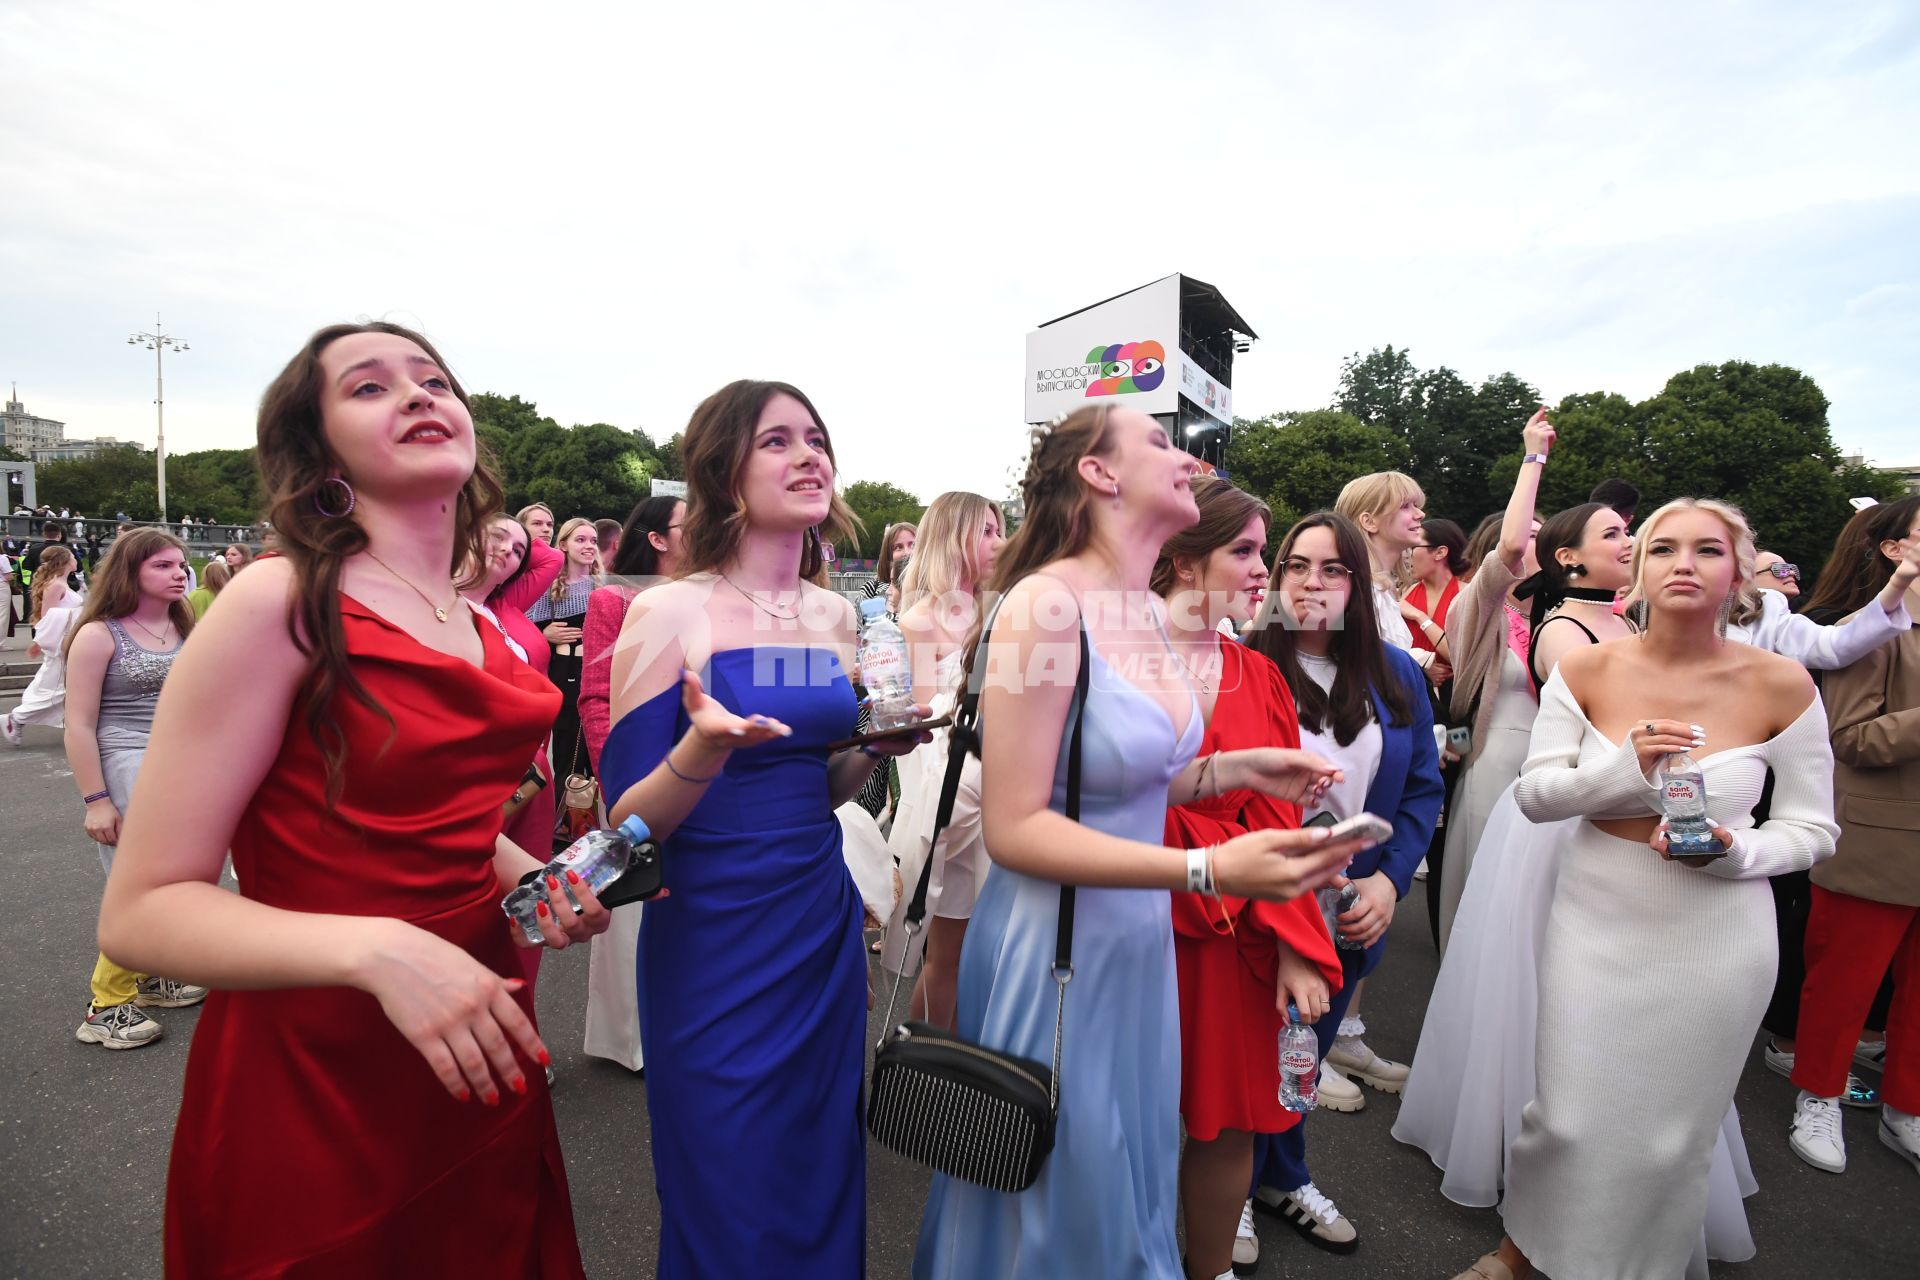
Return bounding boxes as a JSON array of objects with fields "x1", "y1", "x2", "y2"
[{"x1": 866, "y1": 611, "x2": 1086, "y2": 1193}]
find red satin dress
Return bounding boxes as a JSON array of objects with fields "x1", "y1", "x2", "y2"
[
  {"x1": 1165, "y1": 638, "x2": 1344, "y2": 1141},
  {"x1": 165, "y1": 596, "x2": 584, "y2": 1279}
]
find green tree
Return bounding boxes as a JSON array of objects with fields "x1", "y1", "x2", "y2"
[
  {"x1": 1227, "y1": 410, "x2": 1411, "y2": 528},
  {"x1": 653, "y1": 433, "x2": 685, "y2": 481},
  {"x1": 39, "y1": 445, "x2": 161, "y2": 519},
  {"x1": 1334, "y1": 346, "x2": 1541, "y2": 520},
  {"x1": 509, "y1": 422, "x2": 654, "y2": 524},
  {"x1": 842, "y1": 480, "x2": 925, "y2": 558}
]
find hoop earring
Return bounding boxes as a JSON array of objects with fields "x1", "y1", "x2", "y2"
[{"x1": 314, "y1": 476, "x2": 356, "y2": 519}]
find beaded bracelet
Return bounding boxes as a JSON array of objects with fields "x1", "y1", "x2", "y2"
[
  {"x1": 83, "y1": 789, "x2": 111, "y2": 805},
  {"x1": 664, "y1": 754, "x2": 721, "y2": 784}
]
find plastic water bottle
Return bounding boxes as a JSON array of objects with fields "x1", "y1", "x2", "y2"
[
  {"x1": 1318, "y1": 881, "x2": 1365, "y2": 951},
  {"x1": 1279, "y1": 1003, "x2": 1319, "y2": 1113},
  {"x1": 1658, "y1": 750, "x2": 1726, "y2": 861},
  {"x1": 502, "y1": 815, "x2": 652, "y2": 943},
  {"x1": 857, "y1": 596, "x2": 916, "y2": 731}
]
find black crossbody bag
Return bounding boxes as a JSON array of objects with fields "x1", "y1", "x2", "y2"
[{"x1": 865, "y1": 615, "x2": 1087, "y2": 1194}]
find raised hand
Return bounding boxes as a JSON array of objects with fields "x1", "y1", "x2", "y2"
[
  {"x1": 1627, "y1": 718, "x2": 1705, "y2": 780},
  {"x1": 1211, "y1": 827, "x2": 1374, "y2": 903},
  {"x1": 681, "y1": 667, "x2": 793, "y2": 750},
  {"x1": 1220, "y1": 747, "x2": 1343, "y2": 808},
  {"x1": 357, "y1": 922, "x2": 551, "y2": 1104},
  {"x1": 1523, "y1": 405, "x2": 1556, "y2": 456}
]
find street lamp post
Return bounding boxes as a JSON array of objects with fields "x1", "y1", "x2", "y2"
[{"x1": 127, "y1": 315, "x2": 188, "y2": 523}]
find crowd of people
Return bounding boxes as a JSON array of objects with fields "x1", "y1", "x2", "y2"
[{"x1": 5, "y1": 319, "x2": 1915, "y2": 1278}]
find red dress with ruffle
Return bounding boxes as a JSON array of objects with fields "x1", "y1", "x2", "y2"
[
  {"x1": 1165, "y1": 638, "x2": 1344, "y2": 1141},
  {"x1": 164, "y1": 596, "x2": 584, "y2": 1279}
]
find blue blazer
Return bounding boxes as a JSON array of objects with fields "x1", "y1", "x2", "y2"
[{"x1": 1343, "y1": 644, "x2": 1444, "y2": 976}]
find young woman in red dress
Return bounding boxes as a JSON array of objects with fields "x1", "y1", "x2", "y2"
[
  {"x1": 98, "y1": 322, "x2": 610, "y2": 1279},
  {"x1": 1158, "y1": 477, "x2": 1346, "y2": 1280}
]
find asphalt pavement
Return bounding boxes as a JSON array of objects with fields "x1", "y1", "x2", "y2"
[{"x1": 0, "y1": 633, "x2": 1911, "y2": 1277}]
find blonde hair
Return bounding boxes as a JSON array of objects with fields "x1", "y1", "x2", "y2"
[
  {"x1": 548, "y1": 517, "x2": 602, "y2": 601},
  {"x1": 202, "y1": 558, "x2": 233, "y2": 596},
  {"x1": 899, "y1": 494, "x2": 1000, "y2": 609},
  {"x1": 1335, "y1": 470, "x2": 1424, "y2": 586},
  {"x1": 1625, "y1": 497, "x2": 1758, "y2": 625},
  {"x1": 30, "y1": 544, "x2": 77, "y2": 623}
]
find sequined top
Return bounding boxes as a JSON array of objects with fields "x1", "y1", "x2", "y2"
[
  {"x1": 525, "y1": 574, "x2": 596, "y2": 626},
  {"x1": 98, "y1": 616, "x2": 182, "y2": 734}
]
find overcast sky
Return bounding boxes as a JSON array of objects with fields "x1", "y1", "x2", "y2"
[{"x1": 5, "y1": 0, "x2": 1916, "y2": 510}]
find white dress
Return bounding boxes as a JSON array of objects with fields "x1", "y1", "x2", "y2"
[
  {"x1": 1435, "y1": 645, "x2": 1535, "y2": 951},
  {"x1": 12, "y1": 601, "x2": 84, "y2": 727},
  {"x1": 1498, "y1": 674, "x2": 1838, "y2": 1280},
  {"x1": 880, "y1": 648, "x2": 987, "y2": 977}
]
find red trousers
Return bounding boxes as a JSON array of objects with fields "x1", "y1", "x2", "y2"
[{"x1": 1791, "y1": 885, "x2": 1920, "y2": 1113}]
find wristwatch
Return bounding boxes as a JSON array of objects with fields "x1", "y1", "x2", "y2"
[{"x1": 1522, "y1": 452, "x2": 1550, "y2": 465}]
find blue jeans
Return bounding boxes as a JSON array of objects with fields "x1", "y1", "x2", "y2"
[{"x1": 1252, "y1": 943, "x2": 1368, "y2": 1194}]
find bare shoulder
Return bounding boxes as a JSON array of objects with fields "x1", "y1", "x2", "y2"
[
  {"x1": 66, "y1": 618, "x2": 117, "y2": 661},
  {"x1": 994, "y1": 567, "x2": 1083, "y2": 639},
  {"x1": 1551, "y1": 636, "x2": 1612, "y2": 698},
  {"x1": 804, "y1": 581, "x2": 857, "y2": 631},
  {"x1": 623, "y1": 577, "x2": 711, "y2": 628},
  {"x1": 1735, "y1": 642, "x2": 1817, "y2": 713}
]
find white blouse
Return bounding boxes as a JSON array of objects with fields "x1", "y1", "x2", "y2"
[
  {"x1": 1515, "y1": 672, "x2": 1839, "y2": 880},
  {"x1": 1295, "y1": 652, "x2": 1383, "y2": 824},
  {"x1": 1731, "y1": 588, "x2": 1912, "y2": 669}
]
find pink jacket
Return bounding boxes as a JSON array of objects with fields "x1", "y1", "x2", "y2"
[
  {"x1": 580, "y1": 582, "x2": 639, "y2": 774},
  {"x1": 488, "y1": 539, "x2": 564, "y2": 678}
]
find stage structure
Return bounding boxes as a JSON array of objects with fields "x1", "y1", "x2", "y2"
[{"x1": 1023, "y1": 274, "x2": 1255, "y2": 474}]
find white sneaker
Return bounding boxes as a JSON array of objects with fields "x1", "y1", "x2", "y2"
[
  {"x1": 1788, "y1": 1092, "x2": 1846, "y2": 1174},
  {"x1": 1231, "y1": 1198, "x2": 1260, "y2": 1276},
  {"x1": 1413, "y1": 857, "x2": 1429, "y2": 882},
  {"x1": 1328, "y1": 1036, "x2": 1409, "y2": 1093},
  {"x1": 1881, "y1": 1107, "x2": 1920, "y2": 1174},
  {"x1": 1, "y1": 713, "x2": 20, "y2": 746},
  {"x1": 1762, "y1": 1039, "x2": 1879, "y2": 1108},
  {"x1": 1317, "y1": 1060, "x2": 1366, "y2": 1113},
  {"x1": 134, "y1": 976, "x2": 208, "y2": 1008}
]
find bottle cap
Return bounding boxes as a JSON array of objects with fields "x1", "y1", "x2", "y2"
[
  {"x1": 617, "y1": 814, "x2": 651, "y2": 844},
  {"x1": 858, "y1": 596, "x2": 887, "y2": 620}
]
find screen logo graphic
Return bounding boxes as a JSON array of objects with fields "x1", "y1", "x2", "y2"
[{"x1": 1085, "y1": 340, "x2": 1167, "y2": 397}]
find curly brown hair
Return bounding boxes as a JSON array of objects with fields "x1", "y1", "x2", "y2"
[{"x1": 255, "y1": 321, "x2": 505, "y2": 797}]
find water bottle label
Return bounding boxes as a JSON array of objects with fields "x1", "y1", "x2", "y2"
[
  {"x1": 1279, "y1": 1048, "x2": 1317, "y2": 1075},
  {"x1": 553, "y1": 843, "x2": 591, "y2": 868},
  {"x1": 1663, "y1": 779, "x2": 1701, "y2": 805}
]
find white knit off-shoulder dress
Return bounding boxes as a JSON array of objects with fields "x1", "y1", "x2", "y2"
[{"x1": 1499, "y1": 672, "x2": 1840, "y2": 1280}]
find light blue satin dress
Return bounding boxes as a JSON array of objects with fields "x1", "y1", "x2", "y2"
[{"x1": 914, "y1": 643, "x2": 1202, "y2": 1280}]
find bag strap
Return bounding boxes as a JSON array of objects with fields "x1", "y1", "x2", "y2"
[{"x1": 881, "y1": 600, "x2": 1090, "y2": 1094}]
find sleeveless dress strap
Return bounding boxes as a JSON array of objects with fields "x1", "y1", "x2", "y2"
[{"x1": 1528, "y1": 613, "x2": 1601, "y2": 693}]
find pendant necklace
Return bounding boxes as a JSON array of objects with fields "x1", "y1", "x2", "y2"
[
  {"x1": 365, "y1": 550, "x2": 456, "y2": 623},
  {"x1": 719, "y1": 572, "x2": 802, "y2": 621}
]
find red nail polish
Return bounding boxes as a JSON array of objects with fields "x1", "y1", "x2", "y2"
[
  {"x1": 537, "y1": 1048, "x2": 552, "y2": 1067},
  {"x1": 510, "y1": 1076, "x2": 527, "y2": 1095},
  {"x1": 456, "y1": 1088, "x2": 471, "y2": 1102},
  {"x1": 483, "y1": 1090, "x2": 500, "y2": 1107},
  {"x1": 503, "y1": 978, "x2": 526, "y2": 992},
  {"x1": 545, "y1": 876, "x2": 560, "y2": 893},
  {"x1": 565, "y1": 869, "x2": 581, "y2": 884},
  {"x1": 536, "y1": 900, "x2": 550, "y2": 917}
]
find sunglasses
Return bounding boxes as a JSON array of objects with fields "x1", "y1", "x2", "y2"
[{"x1": 1760, "y1": 562, "x2": 1800, "y2": 582}]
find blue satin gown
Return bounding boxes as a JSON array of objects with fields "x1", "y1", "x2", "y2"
[
  {"x1": 600, "y1": 646, "x2": 865, "y2": 1278},
  {"x1": 913, "y1": 643, "x2": 1203, "y2": 1279}
]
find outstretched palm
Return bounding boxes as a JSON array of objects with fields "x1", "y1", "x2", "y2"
[{"x1": 681, "y1": 667, "x2": 793, "y2": 748}]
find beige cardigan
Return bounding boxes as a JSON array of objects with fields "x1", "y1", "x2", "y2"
[
  {"x1": 1813, "y1": 585, "x2": 1920, "y2": 906},
  {"x1": 1443, "y1": 549, "x2": 1526, "y2": 769}
]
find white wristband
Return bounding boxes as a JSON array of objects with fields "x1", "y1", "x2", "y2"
[{"x1": 1186, "y1": 848, "x2": 1209, "y2": 895}]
